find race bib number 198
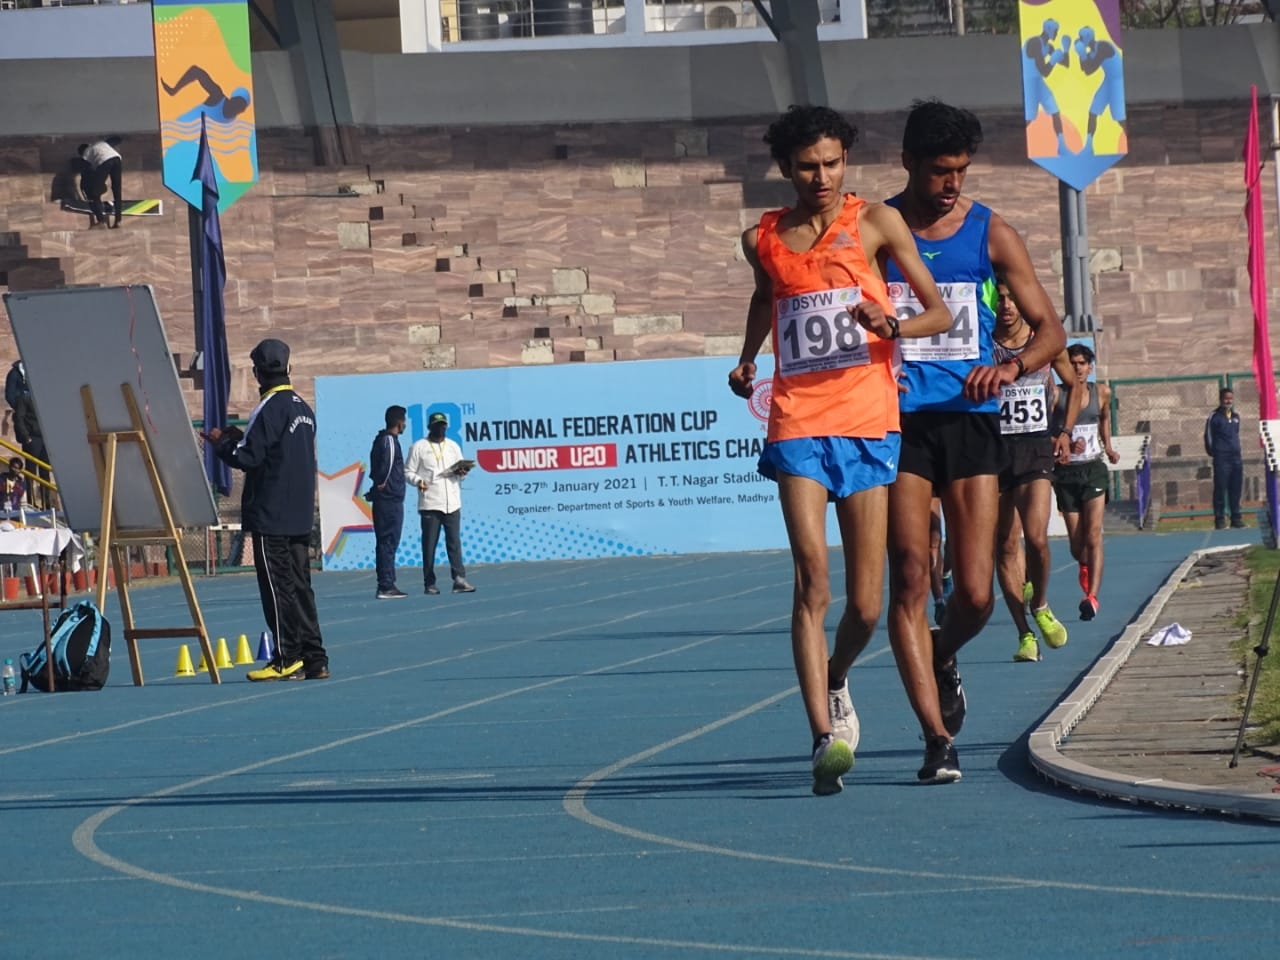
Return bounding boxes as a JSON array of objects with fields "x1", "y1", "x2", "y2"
[
  {"x1": 889, "y1": 281, "x2": 980, "y2": 362},
  {"x1": 775, "y1": 286, "x2": 870, "y2": 377}
]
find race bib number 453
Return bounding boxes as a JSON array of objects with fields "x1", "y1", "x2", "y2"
[
  {"x1": 888, "y1": 281, "x2": 980, "y2": 362},
  {"x1": 999, "y1": 382, "x2": 1048, "y2": 435},
  {"x1": 775, "y1": 286, "x2": 870, "y2": 377}
]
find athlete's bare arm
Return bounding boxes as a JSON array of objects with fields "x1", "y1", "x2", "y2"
[
  {"x1": 728, "y1": 226, "x2": 774, "y2": 399},
  {"x1": 964, "y1": 213, "x2": 1066, "y2": 402},
  {"x1": 862, "y1": 203, "x2": 952, "y2": 340},
  {"x1": 1098, "y1": 382, "x2": 1121, "y2": 463},
  {"x1": 1050, "y1": 349, "x2": 1082, "y2": 462}
]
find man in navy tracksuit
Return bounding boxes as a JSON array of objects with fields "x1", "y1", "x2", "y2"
[
  {"x1": 205, "y1": 339, "x2": 329, "y2": 681},
  {"x1": 368, "y1": 405, "x2": 408, "y2": 599},
  {"x1": 1204, "y1": 387, "x2": 1244, "y2": 529}
]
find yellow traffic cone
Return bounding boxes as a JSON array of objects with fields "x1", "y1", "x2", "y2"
[
  {"x1": 234, "y1": 634, "x2": 254, "y2": 665},
  {"x1": 174, "y1": 645, "x2": 196, "y2": 677},
  {"x1": 197, "y1": 649, "x2": 208, "y2": 673},
  {"x1": 215, "y1": 637, "x2": 234, "y2": 669}
]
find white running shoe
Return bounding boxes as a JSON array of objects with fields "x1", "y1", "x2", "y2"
[{"x1": 827, "y1": 679, "x2": 861, "y2": 752}]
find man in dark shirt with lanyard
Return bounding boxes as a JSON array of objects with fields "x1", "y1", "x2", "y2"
[{"x1": 205, "y1": 339, "x2": 329, "y2": 681}]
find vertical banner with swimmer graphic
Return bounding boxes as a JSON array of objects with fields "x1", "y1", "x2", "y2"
[
  {"x1": 1019, "y1": 0, "x2": 1126, "y2": 191},
  {"x1": 153, "y1": 0, "x2": 258, "y2": 212}
]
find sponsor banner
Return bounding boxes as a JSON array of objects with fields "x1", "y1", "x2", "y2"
[
  {"x1": 1019, "y1": 0, "x2": 1126, "y2": 190},
  {"x1": 153, "y1": 0, "x2": 258, "y2": 212},
  {"x1": 314, "y1": 356, "x2": 841, "y2": 569}
]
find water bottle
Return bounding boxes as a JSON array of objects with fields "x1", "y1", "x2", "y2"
[{"x1": 2, "y1": 658, "x2": 15, "y2": 696}]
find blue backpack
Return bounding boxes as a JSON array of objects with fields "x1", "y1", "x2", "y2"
[{"x1": 19, "y1": 600, "x2": 111, "y2": 692}]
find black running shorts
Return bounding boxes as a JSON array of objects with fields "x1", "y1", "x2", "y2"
[
  {"x1": 899, "y1": 411, "x2": 1007, "y2": 493},
  {"x1": 1052, "y1": 458, "x2": 1110, "y2": 513},
  {"x1": 999, "y1": 434, "x2": 1056, "y2": 492}
]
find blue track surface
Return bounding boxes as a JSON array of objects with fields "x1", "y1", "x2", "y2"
[{"x1": 1, "y1": 528, "x2": 1274, "y2": 959}]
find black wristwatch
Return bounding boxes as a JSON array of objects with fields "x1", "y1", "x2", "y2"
[
  {"x1": 885, "y1": 315, "x2": 900, "y2": 340},
  {"x1": 1007, "y1": 355, "x2": 1026, "y2": 378}
]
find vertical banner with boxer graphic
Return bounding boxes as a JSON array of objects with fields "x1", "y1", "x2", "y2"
[{"x1": 1019, "y1": 0, "x2": 1126, "y2": 190}]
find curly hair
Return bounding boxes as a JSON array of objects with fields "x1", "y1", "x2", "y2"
[
  {"x1": 764, "y1": 105, "x2": 859, "y2": 166},
  {"x1": 902, "y1": 99, "x2": 983, "y2": 159}
]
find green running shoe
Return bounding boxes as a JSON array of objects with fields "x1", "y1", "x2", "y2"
[
  {"x1": 1034, "y1": 605, "x2": 1068, "y2": 648},
  {"x1": 1013, "y1": 632, "x2": 1040, "y2": 662},
  {"x1": 811, "y1": 734, "x2": 854, "y2": 796},
  {"x1": 1021, "y1": 581, "x2": 1034, "y2": 607}
]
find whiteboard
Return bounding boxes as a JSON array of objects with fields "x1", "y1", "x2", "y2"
[{"x1": 3, "y1": 285, "x2": 218, "y2": 533}]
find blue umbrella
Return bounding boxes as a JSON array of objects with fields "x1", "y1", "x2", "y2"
[{"x1": 194, "y1": 115, "x2": 231, "y2": 496}]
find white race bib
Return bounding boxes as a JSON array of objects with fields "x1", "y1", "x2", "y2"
[
  {"x1": 998, "y1": 382, "x2": 1048, "y2": 435},
  {"x1": 1069, "y1": 422, "x2": 1102, "y2": 462},
  {"x1": 775, "y1": 286, "x2": 870, "y2": 377},
  {"x1": 888, "y1": 281, "x2": 980, "y2": 362}
]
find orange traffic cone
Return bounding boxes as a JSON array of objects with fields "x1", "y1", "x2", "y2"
[{"x1": 174, "y1": 645, "x2": 196, "y2": 677}]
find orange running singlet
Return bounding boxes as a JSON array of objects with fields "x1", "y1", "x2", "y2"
[{"x1": 757, "y1": 195, "x2": 899, "y2": 442}]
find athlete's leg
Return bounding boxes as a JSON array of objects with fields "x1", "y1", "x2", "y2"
[
  {"x1": 1060, "y1": 509, "x2": 1084, "y2": 565},
  {"x1": 934, "y1": 473, "x2": 1000, "y2": 664},
  {"x1": 776, "y1": 471, "x2": 837, "y2": 741},
  {"x1": 1017, "y1": 477, "x2": 1054, "y2": 610},
  {"x1": 828, "y1": 483, "x2": 888, "y2": 686},
  {"x1": 996, "y1": 489, "x2": 1032, "y2": 637},
  {"x1": 1080, "y1": 493, "x2": 1106, "y2": 597},
  {"x1": 887, "y1": 472, "x2": 948, "y2": 739},
  {"x1": 928, "y1": 500, "x2": 944, "y2": 606}
]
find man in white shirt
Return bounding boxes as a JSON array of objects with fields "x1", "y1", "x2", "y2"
[
  {"x1": 404, "y1": 411, "x2": 476, "y2": 594},
  {"x1": 77, "y1": 139, "x2": 123, "y2": 228}
]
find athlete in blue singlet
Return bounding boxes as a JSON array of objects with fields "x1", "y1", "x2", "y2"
[{"x1": 883, "y1": 100, "x2": 1068, "y2": 785}]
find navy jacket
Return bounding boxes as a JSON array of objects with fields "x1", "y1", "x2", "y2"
[
  {"x1": 1204, "y1": 408, "x2": 1242, "y2": 462},
  {"x1": 368, "y1": 429, "x2": 406, "y2": 502},
  {"x1": 213, "y1": 386, "x2": 318, "y2": 537}
]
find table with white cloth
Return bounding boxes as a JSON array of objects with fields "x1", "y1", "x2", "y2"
[{"x1": 0, "y1": 523, "x2": 78, "y2": 691}]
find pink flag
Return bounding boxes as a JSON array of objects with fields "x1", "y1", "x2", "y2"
[{"x1": 1246, "y1": 86, "x2": 1276, "y2": 420}]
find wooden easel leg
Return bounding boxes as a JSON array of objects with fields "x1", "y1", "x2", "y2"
[
  {"x1": 110, "y1": 545, "x2": 142, "y2": 685},
  {"x1": 125, "y1": 385, "x2": 219, "y2": 685},
  {"x1": 82, "y1": 383, "x2": 219, "y2": 686}
]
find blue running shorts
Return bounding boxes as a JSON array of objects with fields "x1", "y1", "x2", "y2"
[{"x1": 758, "y1": 434, "x2": 901, "y2": 500}]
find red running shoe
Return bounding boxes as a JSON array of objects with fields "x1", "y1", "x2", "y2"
[{"x1": 1079, "y1": 594, "x2": 1098, "y2": 621}]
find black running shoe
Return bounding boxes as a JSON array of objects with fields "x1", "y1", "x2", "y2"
[
  {"x1": 918, "y1": 735, "x2": 962, "y2": 784},
  {"x1": 935, "y1": 657, "x2": 966, "y2": 737}
]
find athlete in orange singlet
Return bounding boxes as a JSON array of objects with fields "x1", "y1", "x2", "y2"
[{"x1": 728, "y1": 105, "x2": 951, "y2": 796}]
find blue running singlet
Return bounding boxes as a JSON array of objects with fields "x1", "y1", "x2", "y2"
[{"x1": 884, "y1": 199, "x2": 999, "y2": 414}]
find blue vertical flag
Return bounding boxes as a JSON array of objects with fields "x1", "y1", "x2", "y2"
[{"x1": 195, "y1": 115, "x2": 232, "y2": 496}]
